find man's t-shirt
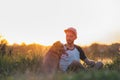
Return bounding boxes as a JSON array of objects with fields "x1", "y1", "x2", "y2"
[{"x1": 59, "y1": 45, "x2": 86, "y2": 72}]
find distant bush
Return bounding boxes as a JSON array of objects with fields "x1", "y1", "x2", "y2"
[
  {"x1": 104, "y1": 56, "x2": 120, "y2": 71},
  {"x1": 0, "y1": 53, "x2": 43, "y2": 76}
]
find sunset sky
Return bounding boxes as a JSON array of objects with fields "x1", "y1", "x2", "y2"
[{"x1": 0, "y1": 0, "x2": 120, "y2": 46}]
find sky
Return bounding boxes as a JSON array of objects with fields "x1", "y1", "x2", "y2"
[{"x1": 0, "y1": 0, "x2": 120, "y2": 46}]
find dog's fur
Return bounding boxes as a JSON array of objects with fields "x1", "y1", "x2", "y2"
[{"x1": 42, "y1": 41, "x2": 66, "y2": 74}]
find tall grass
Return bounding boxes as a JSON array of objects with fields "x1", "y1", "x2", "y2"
[
  {"x1": 0, "y1": 53, "x2": 43, "y2": 76},
  {"x1": 0, "y1": 53, "x2": 120, "y2": 80},
  {"x1": 0, "y1": 42, "x2": 120, "y2": 80}
]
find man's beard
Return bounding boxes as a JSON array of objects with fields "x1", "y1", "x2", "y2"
[{"x1": 67, "y1": 39, "x2": 74, "y2": 45}]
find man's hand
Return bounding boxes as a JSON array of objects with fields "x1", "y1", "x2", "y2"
[
  {"x1": 88, "y1": 60, "x2": 95, "y2": 67},
  {"x1": 84, "y1": 58, "x2": 95, "y2": 67}
]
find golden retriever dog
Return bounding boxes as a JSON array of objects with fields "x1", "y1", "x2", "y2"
[{"x1": 42, "y1": 41, "x2": 66, "y2": 74}]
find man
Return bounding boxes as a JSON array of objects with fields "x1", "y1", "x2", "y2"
[{"x1": 59, "y1": 27, "x2": 103, "y2": 72}]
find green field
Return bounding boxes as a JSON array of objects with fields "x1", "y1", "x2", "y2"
[
  {"x1": 0, "y1": 38, "x2": 120, "y2": 80},
  {"x1": 0, "y1": 52, "x2": 119, "y2": 80}
]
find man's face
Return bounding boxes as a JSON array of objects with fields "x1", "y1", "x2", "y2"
[{"x1": 65, "y1": 31, "x2": 77, "y2": 45}]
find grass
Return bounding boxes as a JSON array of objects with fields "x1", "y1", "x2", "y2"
[
  {"x1": 0, "y1": 70, "x2": 119, "y2": 80},
  {"x1": 1, "y1": 35, "x2": 120, "y2": 80},
  {"x1": 0, "y1": 53, "x2": 119, "y2": 80}
]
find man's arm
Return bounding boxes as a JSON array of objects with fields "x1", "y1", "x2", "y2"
[
  {"x1": 75, "y1": 45, "x2": 95, "y2": 66},
  {"x1": 75, "y1": 45, "x2": 86, "y2": 60}
]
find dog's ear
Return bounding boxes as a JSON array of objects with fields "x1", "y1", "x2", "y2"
[
  {"x1": 53, "y1": 41, "x2": 61, "y2": 47},
  {"x1": 50, "y1": 41, "x2": 60, "y2": 52},
  {"x1": 50, "y1": 41, "x2": 63, "y2": 53}
]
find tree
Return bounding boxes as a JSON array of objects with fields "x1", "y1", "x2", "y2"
[{"x1": 0, "y1": 35, "x2": 8, "y2": 56}]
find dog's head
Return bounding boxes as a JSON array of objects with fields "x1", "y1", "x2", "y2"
[{"x1": 50, "y1": 41, "x2": 66, "y2": 56}]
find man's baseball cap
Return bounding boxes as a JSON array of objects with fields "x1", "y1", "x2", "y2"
[{"x1": 64, "y1": 27, "x2": 77, "y2": 37}]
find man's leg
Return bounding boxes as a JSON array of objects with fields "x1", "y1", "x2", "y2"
[{"x1": 67, "y1": 60, "x2": 85, "y2": 72}]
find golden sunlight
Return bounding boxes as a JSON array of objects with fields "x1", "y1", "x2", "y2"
[
  {"x1": 0, "y1": 26, "x2": 119, "y2": 46},
  {"x1": 0, "y1": 0, "x2": 120, "y2": 46}
]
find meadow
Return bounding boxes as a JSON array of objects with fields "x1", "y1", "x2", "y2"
[{"x1": 0, "y1": 39, "x2": 120, "y2": 80}]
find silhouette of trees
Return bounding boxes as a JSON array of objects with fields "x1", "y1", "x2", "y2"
[
  {"x1": 0, "y1": 35, "x2": 8, "y2": 56},
  {"x1": 82, "y1": 42, "x2": 120, "y2": 61}
]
